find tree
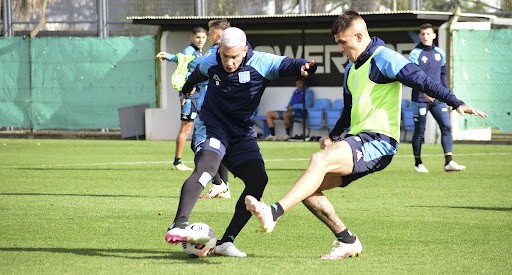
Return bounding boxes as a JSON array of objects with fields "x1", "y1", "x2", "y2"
[{"x1": 14, "y1": 0, "x2": 59, "y2": 20}]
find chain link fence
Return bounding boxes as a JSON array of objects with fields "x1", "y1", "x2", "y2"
[
  {"x1": 1, "y1": 0, "x2": 511, "y2": 37},
  {"x1": 452, "y1": 29, "x2": 512, "y2": 134}
]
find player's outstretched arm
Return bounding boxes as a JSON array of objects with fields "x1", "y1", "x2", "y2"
[
  {"x1": 455, "y1": 105, "x2": 488, "y2": 118},
  {"x1": 300, "y1": 59, "x2": 317, "y2": 77}
]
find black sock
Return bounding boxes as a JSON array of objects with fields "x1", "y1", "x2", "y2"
[
  {"x1": 414, "y1": 157, "x2": 422, "y2": 167},
  {"x1": 269, "y1": 128, "x2": 275, "y2": 136},
  {"x1": 270, "y1": 202, "x2": 284, "y2": 222},
  {"x1": 445, "y1": 155, "x2": 452, "y2": 165},
  {"x1": 285, "y1": 128, "x2": 291, "y2": 135},
  {"x1": 335, "y1": 228, "x2": 356, "y2": 244},
  {"x1": 173, "y1": 158, "x2": 182, "y2": 165}
]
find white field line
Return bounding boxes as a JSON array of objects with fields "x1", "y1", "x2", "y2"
[{"x1": 3, "y1": 152, "x2": 510, "y2": 168}]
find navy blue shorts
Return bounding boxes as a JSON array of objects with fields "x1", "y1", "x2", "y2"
[
  {"x1": 341, "y1": 132, "x2": 398, "y2": 187},
  {"x1": 276, "y1": 110, "x2": 304, "y2": 120},
  {"x1": 200, "y1": 135, "x2": 263, "y2": 172}
]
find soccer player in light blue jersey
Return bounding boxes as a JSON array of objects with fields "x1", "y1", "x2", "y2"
[
  {"x1": 156, "y1": 26, "x2": 207, "y2": 171},
  {"x1": 246, "y1": 10, "x2": 487, "y2": 260}
]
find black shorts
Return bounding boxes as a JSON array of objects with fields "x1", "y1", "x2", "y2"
[{"x1": 180, "y1": 98, "x2": 198, "y2": 122}]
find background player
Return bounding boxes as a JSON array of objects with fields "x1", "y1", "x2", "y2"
[{"x1": 408, "y1": 23, "x2": 466, "y2": 173}]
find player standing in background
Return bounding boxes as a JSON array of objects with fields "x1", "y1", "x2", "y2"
[
  {"x1": 196, "y1": 19, "x2": 232, "y2": 199},
  {"x1": 245, "y1": 10, "x2": 487, "y2": 260},
  {"x1": 164, "y1": 27, "x2": 317, "y2": 257},
  {"x1": 408, "y1": 23, "x2": 466, "y2": 173},
  {"x1": 156, "y1": 26, "x2": 207, "y2": 171}
]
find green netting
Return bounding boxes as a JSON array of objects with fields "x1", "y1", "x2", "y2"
[
  {"x1": 0, "y1": 37, "x2": 31, "y2": 128},
  {"x1": 452, "y1": 29, "x2": 512, "y2": 133},
  {"x1": 0, "y1": 36, "x2": 156, "y2": 130}
]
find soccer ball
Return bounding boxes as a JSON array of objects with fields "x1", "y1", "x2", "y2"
[{"x1": 181, "y1": 223, "x2": 216, "y2": 258}]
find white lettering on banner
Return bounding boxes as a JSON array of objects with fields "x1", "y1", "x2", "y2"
[
  {"x1": 254, "y1": 45, "x2": 346, "y2": 74},
  {"x1": 254, "y1": 43, "x2": 416, "y2": 74},
  {"x1": 254, "y1": 43, "x2": 415, "y2": 75}
]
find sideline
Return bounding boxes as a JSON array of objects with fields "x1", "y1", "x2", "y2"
[{"x1": 3, "y1": 152, "x2": 511, "y2": 168}]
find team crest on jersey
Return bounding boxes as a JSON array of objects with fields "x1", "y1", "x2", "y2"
[
  {"x1": 213, "y1": 74, "x2": 221, "y2": 86},
  {"x1": 435, "y1": 53, "x2": 441, "y2": 61},
  {"x1": 238, "y1": 71, "x2": 250, "y2": 83}
]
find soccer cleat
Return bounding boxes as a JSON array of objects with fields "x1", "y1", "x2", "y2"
[
  {"x1": 414, "y1": 164, "x2": 429, "y2": 173},
  {"x1": 444, "y1": 160, "x2": 466, "y2": 172},
  {"x1": 214, "y1": 242, "x2": 247, "y2": 257},
  {"x1": 201, "y1": 181, "x2": 231, "y2": 199},
  {"x1": 265, "y1": 135, "x2": 276, "y2": 141},
  {"x1": 244, "y1": 195, "x2": 276, "y2": 233},
  {"x1": 320, "y1": 237, "x2": 363, "y2": 260},
  {"x1": 282, "y1": 134, "x2": 290, "y2": 141},
  {"x1": 172, "y1": 163, "x2": 193, "y2": 171},
  {"x1": 165, "y1": 227, "x2": 211, "y2": 245}
]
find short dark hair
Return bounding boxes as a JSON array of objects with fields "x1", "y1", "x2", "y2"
[
  {"x1": 192, "y1": 26, "x2": 207, "y2": 35},
  {"x1": 419, "y1": 23, "x2": 434, "y2": 31},
  {"x1": 208, "y1": 19, "x2": 230, "y2": 31},
  {"x1": 330, "y1": 10, "x2": 361, "y2": 36}
]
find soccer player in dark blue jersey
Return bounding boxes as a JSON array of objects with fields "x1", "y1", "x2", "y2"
[
  {"x1": 408, "y1": 23, "x2": 466, "y2": 173},
  {"x1": 164, "y1": 27, "x2": 317, "y2": 257}
]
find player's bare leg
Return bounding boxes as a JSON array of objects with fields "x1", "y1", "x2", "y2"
[
  {"x1": 279, "y1": 141, "x2": 354, "y2": 211},
  {"x1": 302, "y1": 188, "x2": 362, "y2": 259},
  {"x1": 173, "y1": 120, "x2": 194, "y2": 171},
  {"x1": 245, "y1": 141, "x2": 353, "y2": 232}
]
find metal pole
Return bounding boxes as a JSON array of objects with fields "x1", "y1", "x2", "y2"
[
  {"x1": 98, "y1": 0, "x2": 108, "y2": 38},
  {"x1": 195, "y1": 0, "x2": 203, "y2": 16},
  {"x1": 103, "y1": 0, "x2": 108, "y2": 38},
  {"x1": 3, "y1": 0, "x2": 12, "y2": 36},
  {"x1": 301, "y1": 26, "x2": 307, "y2": 140},
  {"x1": 410, "y1": 0, "x2": 416, "y2": 10},
  {"x1": 299, "y1": 0, "x2": 306, "y2": 14}
]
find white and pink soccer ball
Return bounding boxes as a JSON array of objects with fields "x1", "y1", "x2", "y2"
[{"x1": 181, "y1": 223, "x2": 216, "y2": 258}]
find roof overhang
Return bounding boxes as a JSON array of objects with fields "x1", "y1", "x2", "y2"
[{"x1": 128, "y1": 11, "x2": 496, "y2": 31}]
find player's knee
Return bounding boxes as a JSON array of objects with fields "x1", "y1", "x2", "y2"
[
  {"x1": 194, "y1": 150, "x2": 222, "y2": 176},
  {"x1": 186, "y1": 171, "x2": 214, "y2": 188},
  {"x1": 310, "y1": 151, "x2": 328, "y2": 167},
  {"x1": 440, "y1": 125, "x2": 452, "y2": 134}
]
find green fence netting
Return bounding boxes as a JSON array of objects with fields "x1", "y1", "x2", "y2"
[
  {"x1": 0, "y1": 36, "x2": 156, "y2": 130},
  {"x1": 0, "y1": 37, "x2": 31, "y2": 128},
  {"x1": 452, "y1": 29, "x2": 512, "y2": 133}
]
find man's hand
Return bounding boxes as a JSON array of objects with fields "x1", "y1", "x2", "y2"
[
  {"x1": 301, "y1": 59, "x2": 317, "y2": 77},
  {"x1": 181, "y1": 87, "x2": 196, "y2": 97},
  {"x1": 319, "y1": 135, "x2": 333, "y2": 149},
  {"x1": 455, "y1": 105, "x2": 488, "y2": 118},
  {"x1": 155, "y1": 52, "x2": 167, "y2": 61}
]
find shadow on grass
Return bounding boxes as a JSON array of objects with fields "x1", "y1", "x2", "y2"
[
  {"x1": 265, "y1": 168, "x2": 307, "y2": 172},
  {"x1": 13, "y1": 167, "x2": 137, "y2": 171},
  {"x1": 408, "y1": 205, "x2": 512, "y2": 212},
  {"x1": 0, "y1": 192, "x2": 177, "y2": 199},
  {"x1": 0, "y1": 247, "x2": 219, "y2": 263}
]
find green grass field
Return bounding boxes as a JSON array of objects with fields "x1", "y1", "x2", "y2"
[{"x1": 1, "y1": 139, "x2": 511, "y2": 274}]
